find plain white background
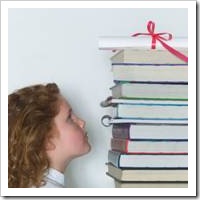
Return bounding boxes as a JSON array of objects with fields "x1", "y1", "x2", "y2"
[{"x1": 8, "y1": 8, "x2": 188, "y2": 188}]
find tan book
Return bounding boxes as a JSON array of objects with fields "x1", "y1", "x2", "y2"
[
  {"x1": 107, "y1": 163, "x2": 188, "y2": 182},
  {"x1": 111, "y1": 49, "x2": 188, "y2": 64},
  {"x1": 114, "y1": 180, "x2": 188, "y2": 188},
  {"x1": 111, "y1": 82, "x2": 188, "y2": 101},
  {"x1": 112, "y1": 64, "x2": 188, "y2": 83}
]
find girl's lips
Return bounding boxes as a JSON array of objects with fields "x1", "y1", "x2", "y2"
[
  {"x1": 84, "y1": 132, "x2": 89, "y2": 140},
  {"x1": 84, "y1": 131, "x2": 88, "y2": 137}
]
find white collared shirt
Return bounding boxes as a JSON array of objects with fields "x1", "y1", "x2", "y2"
[{"x1": 40, "y1": 168, "x2": 65, "y2": 188}]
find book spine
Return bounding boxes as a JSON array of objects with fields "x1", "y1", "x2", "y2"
[
  {"x1": 111, "y1": 138, "x2": 128, "y2": 153},
  {"x1": 112, "y1": 124, "x2": 131, "y2": 139},
  {"x1": 108, "y1": 150, "x2": 121, "y2": 168}
]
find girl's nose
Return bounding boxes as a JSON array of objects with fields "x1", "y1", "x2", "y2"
[
  {"x1": 78, "y1": 118, "x2": 85, "y2": 129},
  {"x1": 73, "y1": 114, "x2": 85, "y2": 129}
]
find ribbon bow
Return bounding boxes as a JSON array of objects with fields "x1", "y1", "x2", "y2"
[{"x1": 132, "y1": 21, "x2": 188, "y2": 63}]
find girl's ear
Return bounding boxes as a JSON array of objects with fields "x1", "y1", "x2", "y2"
[
  {"x1": 45, "y1": 125, "x2": 58, "y2": 151},
  {"x1": 45, "y1": 138, "x2": 56, "y2": 151}
]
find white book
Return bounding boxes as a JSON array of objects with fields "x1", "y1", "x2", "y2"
[
  {"x1": 113, "y1": 103, "x2": 188, "y2": 120},
  {"x1": 99, "y1": 36, "x2": 188, "y2": 50},
  {"x1": 110, "y1": 118, "x2": 188, "y2": 125},
  {"x1": 112, "y1": 123, "x2": 188, "y2": 140},
  {"x1": 108, "y1": 150, "x2": 188, "y2": 168},
  {"x1": 102, "y1": 98, "x2": 188, "y2": 106},
  {"x1": 111, "y1": 138, "x2": 188, "y2": 154}
]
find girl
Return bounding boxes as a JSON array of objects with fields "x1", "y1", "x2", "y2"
[{"x1": 8, "y1": 83, "x2": 91, "y2": 188}]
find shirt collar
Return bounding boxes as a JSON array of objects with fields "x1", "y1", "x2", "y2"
[{"x1": 47, "y1": 168, "x2": 65, "y2": 187}]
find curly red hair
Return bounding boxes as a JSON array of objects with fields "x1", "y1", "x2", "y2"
[{"x1": 8, "y1": 83, "x2": 60, "y2": 187}]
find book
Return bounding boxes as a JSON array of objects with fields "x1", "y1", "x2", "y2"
[
  {"x1": 111, "y1": 82, "x2": 188, "y2": 100},
  {"x1": 110, "y1": 49, "x2": 188, "y2": 64},
  {"x1": 98, "y1": 36, "x2": 188, "y2": 50},
  {"x1": 112, "y1": 102, "x2": 188, "y2": 120},
  {"x1": 107, "y1": 163, "x2": 188, "y2": 181},
  {"x1": 111, "y1": 64, "x2": 188, "y2": 83},
  {"x1": 101, "y1": 97, "x2": 188, "y2": 107},
  {"x1": 108, "y1": 150, "x2": 188, "y2": 168},
  {"x1": 111, "y1": 138, "x2": 188, "y2": 154},
  {"x1": 101, "y1": 101, "x2": 188, "y2": 124},
  {"x1": 114, "y1": 180, "x2": 188, "y2": 188},
  {"x1": 110, "y1": 118, "x2": 188, "y2": 124},
  {"x1": 112, "y1": 123, "x2": 188, "y2": 140}
]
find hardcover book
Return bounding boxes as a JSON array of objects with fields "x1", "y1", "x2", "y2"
[
  {"x1": 109, "y1": 118, "x2": 188, "y2": 124},
  {"x1": 111, "y1": 138, "x2": 188, "y2": 154},
  {"x1": 111, "y1": 82, "x2": 188, "y2": 100},
  {"x1": 107, "y1": 163, "x2": 188, "y2": 182},
  {"x1": 111, "y1": 64, "x2": 188, "y2": 83},
  {"x1": 114, "y1": 180, "x2": 188, "y2": 188},
  {"x1": 108, "y1": 150, "x2": 188, "y2": 168},
  {"x1": 112, "y1": 102, "x2": 188, "y2": 120},
  {"x1": 112, "y1": 123, "x2": 188, "y2": 140},
  {"x1": 110, "y1": 48, "x2": 188, "y2": 64}
]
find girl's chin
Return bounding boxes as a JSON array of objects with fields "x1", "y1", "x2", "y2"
[
  {"x1": 75, "y1": 143, "x2": 91, "y2": 157},
  {"x1": 86, "y1": 143, "x2": 91, "y2": 153},
  {"x1": 83, "y1": 143, "x2": 91, "y2": 155}
]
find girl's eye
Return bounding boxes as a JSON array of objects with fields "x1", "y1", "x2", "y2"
[
  {"x1": 66, "y1": 112, "x2": 75, "y2": 123},
  {"x1": 66, "y1": 114, "x2": 72, "y2": 122}
]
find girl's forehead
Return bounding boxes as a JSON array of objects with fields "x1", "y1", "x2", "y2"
[{"x1": 58, "y1": 97, "x2": 71, "y2": 113}]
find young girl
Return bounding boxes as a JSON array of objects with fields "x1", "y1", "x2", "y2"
[{"x1": 8, "y1": 83, "x2": 91, "y2": 188}]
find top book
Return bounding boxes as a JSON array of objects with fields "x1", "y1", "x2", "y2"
[
  {"x1": 110, "y1": 49, "x2": 188, "y2": 64},
  {"x1": 99, "y1": 36, "x2": 188, "y2": 64}
]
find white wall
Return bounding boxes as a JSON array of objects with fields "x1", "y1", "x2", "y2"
[{"x1": 8, "y1": 8, "x2": 188, "y2": 188}]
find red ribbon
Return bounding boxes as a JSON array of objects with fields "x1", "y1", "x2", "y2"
[{"x1": 132, "y1": 21, "x2": 188, "y2": 63}]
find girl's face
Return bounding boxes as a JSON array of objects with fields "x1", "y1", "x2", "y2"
[{"x1": 52, "y1": 97, "x2": 91, "y2": 162}]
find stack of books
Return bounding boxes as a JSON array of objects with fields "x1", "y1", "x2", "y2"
[{"x1": 99, "y1": 36, "x2": 188, "y2": 188}]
